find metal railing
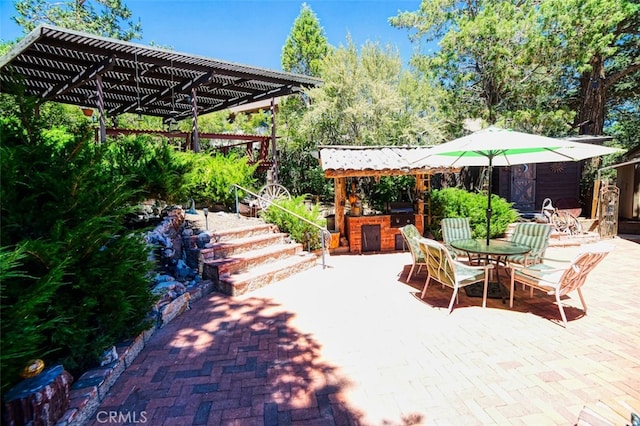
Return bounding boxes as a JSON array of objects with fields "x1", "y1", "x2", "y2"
[{"x1": 231, "y1": 184, "x2": 330, "y2": 269}]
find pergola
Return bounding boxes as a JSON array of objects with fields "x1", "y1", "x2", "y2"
[{"x1": 0, "y1": 24, "x2": 321, "y2": 149}]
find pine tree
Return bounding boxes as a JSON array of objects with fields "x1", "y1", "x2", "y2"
[{"x1": 281, "y1": 3, "x2": 330, "y2": 77}]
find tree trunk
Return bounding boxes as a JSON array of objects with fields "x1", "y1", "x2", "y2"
[{"x1": 577, "y1": 54, "x2": 607, "y2": 135}]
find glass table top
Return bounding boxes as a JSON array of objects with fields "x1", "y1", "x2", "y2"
[{"x1": 450, "y1": 239, "x2": 531, "y2": 256}]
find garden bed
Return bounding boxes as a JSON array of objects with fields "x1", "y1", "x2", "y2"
[{"x1": 4, "y1": 206, "x2": 219, "y2": 426}]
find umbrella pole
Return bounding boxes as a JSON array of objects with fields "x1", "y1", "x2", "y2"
[{"x1": 485, "y1": 157, "x2": 493, "y2": 246}]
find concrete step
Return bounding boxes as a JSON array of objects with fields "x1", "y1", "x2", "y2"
[
  {"x1": 507, "y1": 221, "x2": 602, "y2": 247},
  {"x1": 199, "y1": 232, "x2": 288, "y2": 262},
  {"x1": 186, "y1": 223, "x2": 275, "y2": 248},
  {"x1": 216, "y1": 252, "x2": 318, "y2": 296},
  {"x1": 190, "y1": 221, "x2": 320, "y2": 296},
  {"x1": 619, "y1": 220, "x2": 640, "y2": 234},
  {"x1": 202, "y1": 242, "x2": 305, "y2": 278},
  {"x1": 210, "y1": 223, "x2": 276, "y2": 242},
  {"x1": 548, "y1": 231, "x2": 601, "y2": 247}
]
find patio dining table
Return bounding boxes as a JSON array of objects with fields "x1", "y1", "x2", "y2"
[{"x1": 450, "y1": 238, "x2": 531, "y2": 304}]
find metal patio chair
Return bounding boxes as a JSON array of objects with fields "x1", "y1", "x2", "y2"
[
  {"x1": 418, "y1": 238, "x2": 493, "y2": 313},
  {"x1": 400, "y1": 224, "x2": 427, "y2": 281},
  {"x1": 509, "y1": 243, "x2": 613, "y2": 327},
  {"x1": 507, "y1": 222, "x2": 553, "y2": 267},
  {"x1": 441, "y1": 217, "x2": 477, "y2": 263}
]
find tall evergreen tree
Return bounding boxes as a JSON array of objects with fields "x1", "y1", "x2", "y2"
[
  {"x1": 281, "y1": 2, "x2": 329, "y2": 76},
  {"x1": 277, "y1": 3, "x2": 330, "y2": 196},
  {"x1": 537, "y1": 0, "x2": 639, "y2": 135},
  {"x1": 390, "y1": 0, "x2": 639, "y2": 137}
]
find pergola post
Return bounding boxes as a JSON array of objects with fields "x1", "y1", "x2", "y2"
[
  {"x1": 270, "y1": 98, "x2": 278, "y2": 183},
  {"x1": 96, "y1": 74, "x2": 106, "y2": 143},
  {"x1": 191, "y1": 87, "x2": 200, "y2": 153}
]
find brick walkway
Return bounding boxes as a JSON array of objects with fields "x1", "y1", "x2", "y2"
[{"x1": 91, "y1": 236, "x2": 640, "y2": 425}]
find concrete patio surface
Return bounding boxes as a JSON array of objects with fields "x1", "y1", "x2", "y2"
[{"x1": 91, "y1": 236, "x2": 640, "y2": 425}]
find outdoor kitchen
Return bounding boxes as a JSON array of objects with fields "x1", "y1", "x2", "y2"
[
  {"x1": 345, "y1": 202, "x2": 424, "y2": 253},
  {"x1": 318, "y1": 146, "x2": 452, "y2": 254}
]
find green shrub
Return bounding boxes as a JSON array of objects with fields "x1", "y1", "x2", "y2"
[
  {"x1": 98, "y1": 134, "x2": 188, "y2": 203},
  {"x1": 429, "y1": 188, "x2": 519, "y2": 239},
  {"x1": 175, "y1": 152, "x2": 258, "y2": 208},
  {"x1": 278, "y1": 147, "x2": 334, "y2": 199},
  {"x1": 260, "y1": 196, "x2": 327, "y2": 250},
  {"x1": 0, "y1": 244, "x2": 67, "y2": 392},
  {"x1": 0, "y1": 112, "x2": 156, "y2": 392}
]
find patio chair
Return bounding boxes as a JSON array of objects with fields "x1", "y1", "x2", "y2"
[
  {"x1": 508, "y1": 243, "x2": 613, "y2": 327},
  {"x1": 400, "y1": 224, "x2": 427, "y2": 281},
  {"x1": 441, "y1": 217, "x2": 476, "y2": 263},
  {"x1": 417, "y1": 238, "x2": 493, "y2": 313},
  {"x1": 507, "y1": 222, "x2": 553, "y2": 267}
]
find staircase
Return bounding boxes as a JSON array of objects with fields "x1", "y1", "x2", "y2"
[{"x1": 191, "y1": 222, "x2": 318, "y2": 296}]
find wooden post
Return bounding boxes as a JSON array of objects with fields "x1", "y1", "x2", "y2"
[
  {"x1": 270, "y1": 98, "x2": 278, "y2": 183},
  {"x1": 426, "y1": 174, "x2": 432, "y2": 227},
  {"x1": 334, "y1": 177, "x2": 346, "y2": 238},
  {"x1": 191, "y1": 87, "x2": 200, "y2": 153},
  {"x1": 591, "y1": 178, "x2": 601, "y2": 219},
  {"x1": 96, "y1": 74, "x2": 106, "y2": 143},
  {"x1": 246, "y1": 142, "x2": 254, "y2": 160},
  {"x1": 415, "y1": 173, "x2": 426, "y2": 215}
]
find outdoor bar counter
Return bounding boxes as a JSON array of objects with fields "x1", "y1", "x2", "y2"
[{"x1": 345, "y1": 213, "x2": 424, "y2": 253}]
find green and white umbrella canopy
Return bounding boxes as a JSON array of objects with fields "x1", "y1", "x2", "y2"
[
  {"x1": 412, "y1": 126, "x2": 623, "y2": 245},
  {"x1": 413, "y1": 126, "x2": 622, "y2": 168}
]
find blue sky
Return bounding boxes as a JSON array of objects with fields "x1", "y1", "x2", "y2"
[{"x1": 0, "y1": 0, "x2": 425, "y2": 71}]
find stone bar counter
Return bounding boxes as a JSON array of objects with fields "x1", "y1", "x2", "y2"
[{"x1": 345, "y1": 213, "x2": 424, "y2": 253}]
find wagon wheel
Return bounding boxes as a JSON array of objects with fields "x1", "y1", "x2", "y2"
[
  {"x1": 550, "y1": 211, "x2": 580, "y2": 235},
  {"x1": 551, "y1": 211, "x2": 571, "y2": 234},
  {"x1": 565, "y1": 213, "x2": 583, "y2": 235},
  {"x1": 257, "y1": 183, "x2": 291, "y2": 209}
]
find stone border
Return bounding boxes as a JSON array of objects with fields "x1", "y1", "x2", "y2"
[{"x1": 56, "y1": 279, "x2": 214, "y2": 426}]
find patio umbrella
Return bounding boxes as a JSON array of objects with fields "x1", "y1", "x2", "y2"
[{"x1": 412, "y1": 126, "x2": 623, "y2": 245}]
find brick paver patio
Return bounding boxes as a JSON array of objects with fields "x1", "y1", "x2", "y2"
[{"x1": 91, "y1": 236, "x2": 640, "y2": 425}]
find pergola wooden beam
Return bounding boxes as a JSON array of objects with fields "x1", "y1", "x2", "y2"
[
  {"x1": 42, "y1": 56, "x2": 115, "y2": 100},
  {"x1": 1, "y1": 24, "x2": 321, "y2": 122}
]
